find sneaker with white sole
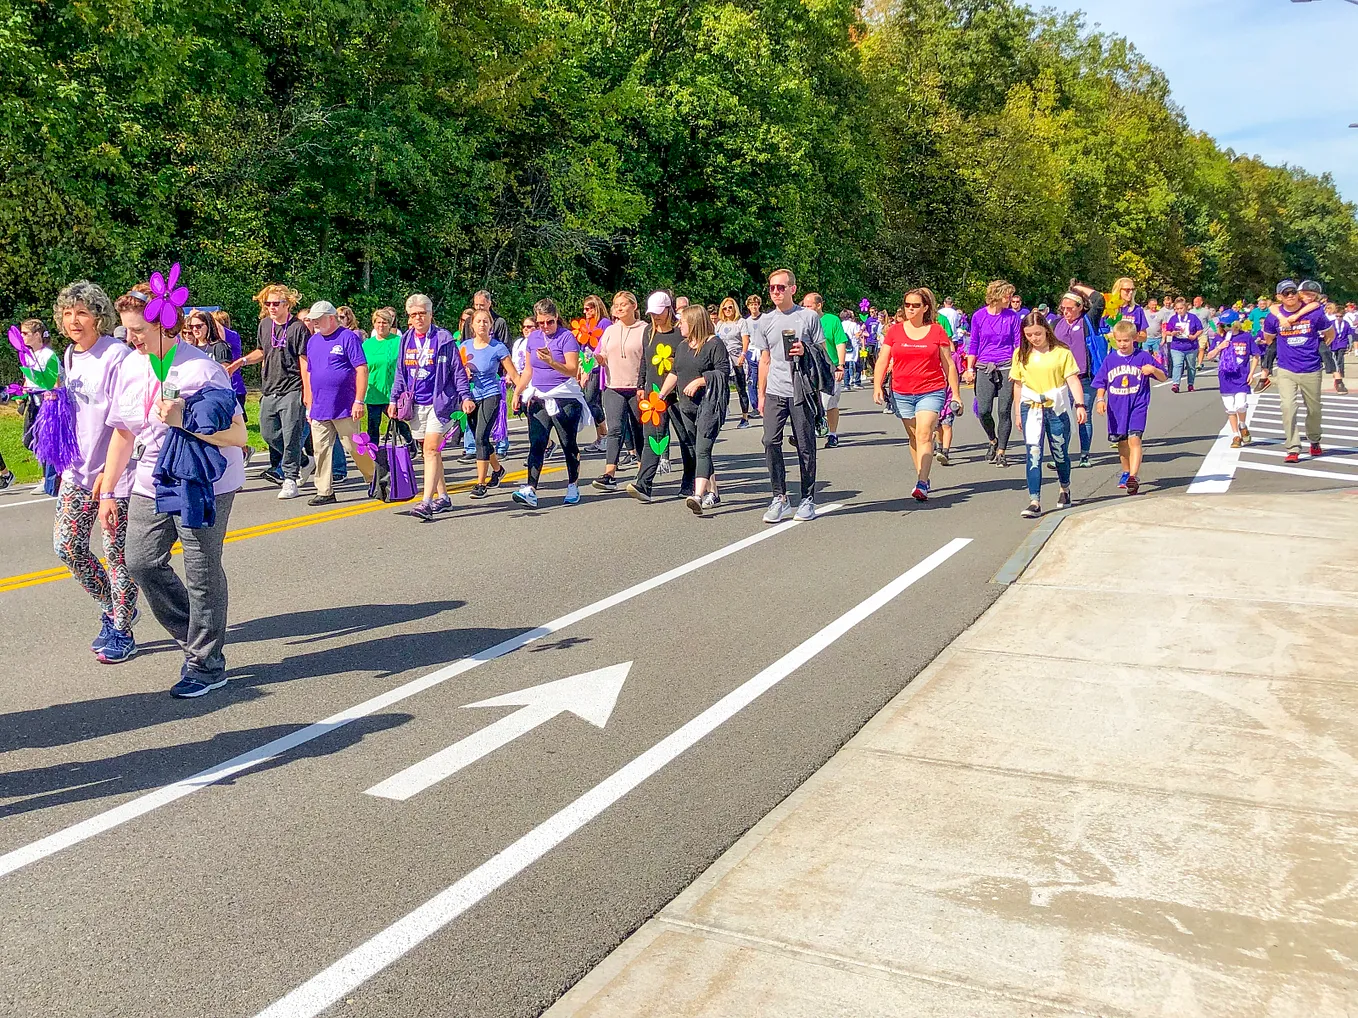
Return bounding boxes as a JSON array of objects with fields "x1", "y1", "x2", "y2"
[
  {"x1": 763, "y1": 495, "x2": 793, "y2": 524},
  {"x1": 96, "y1": 629, "x2": 137, "y2": 664},
  {"x1": 701, "y1": 491, "x2": 720, "y2": 509},
  {"x1": 170, "y1": 671, "x2": 228, "y2": 698},
  {"x1": 563, "y1": 483, "x2": 581, "y2": 505},
  {"x1": 686, "y1": 494, "x2": 703, "y2": 516},
  {"x1": 278, "y1": 478, "x2": 301, "y2": 499},
  {"x1": 1021, "y1": 500, "x2": 1041, "y2": 518},
  {"x1": 511, "y1": 485, "x2": 538, "y2": 508},
  {"x1": 794, "y1": 497, "x2": 816, "y2": 521}
]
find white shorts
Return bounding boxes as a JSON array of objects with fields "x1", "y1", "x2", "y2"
[
  {"x1": 411, "y1": 403, "x2": 445, "y2": 439},
  {"x1": 822, "y1": 375, "x2": 843, "y2": 411},
  {"x1": 1221, "y1": 392, "x2": 1248, "y2": 413}
]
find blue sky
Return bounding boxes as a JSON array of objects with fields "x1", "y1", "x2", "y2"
[{"x1": 1040, "y1": 0, "x2": 1358, "y2": 202}]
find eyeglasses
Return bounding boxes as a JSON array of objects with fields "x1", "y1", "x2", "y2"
[
  {"x1": 187, "y1": 323, "x2": 207, "y2": 331},
  {"x1": 535, "y1": 317, "x2": 556, "y2": 327},
  {"x1": 768, "y1": 283, "x2": 790, "y2": 293},
  {"x1": 1279, "y1": 288, "x2": 1298, "y2": 297},
  {"x1": 264, "y1": 300, "x2": 284, "y2": 308},
  {"x1": 902, "y1": 302, "x2": 923, "y2": 310}
]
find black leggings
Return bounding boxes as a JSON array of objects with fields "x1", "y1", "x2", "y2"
[
  {"x1": 583, "y1": 372, "x2": 605, "y2": 429},
  {"x1": 603, "y1": 387, "x2": 641, "y2": 467},
  {"x1": 974, "y1": 365, "x2": 1014, "y2": 451},
  {"x1": 673, "y1": 401, "x2": 721, "y2": 480},
  {"x1": 527, "y1": 397, "x2": 581, "y2": 486},
  {"x1": 731, "y1": 361, "x2": 750, "y2": 416},
  {"x1": 470, "y1": 392, "x2": 501, "y2": 461}
]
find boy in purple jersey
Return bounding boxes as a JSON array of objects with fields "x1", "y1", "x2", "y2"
[
  {"x1": 1092, "y1": 320, "x2": 1165, "y2": 495},
  {"x1": 1208, "y1": 322, "x2": 1258, "y2": 448}
]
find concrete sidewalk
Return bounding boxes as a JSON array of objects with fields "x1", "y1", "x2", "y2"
[{"x1": 548, "y1": 491, "x2": 1358, "y2": 1018}]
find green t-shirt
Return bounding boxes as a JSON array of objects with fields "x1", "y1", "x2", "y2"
[
  {"x1": 821, "y1": 312, "x2": 848, "y2": 366},
  {"x1": 1247, "y1": 308, "x2": 1268, "y2": 334},
  {"x1": 363, "y1": 333, "x2": 401, "y2": 404},
  {"x1": 938, "y1": 315, "x2": 954, "y2": 339}
]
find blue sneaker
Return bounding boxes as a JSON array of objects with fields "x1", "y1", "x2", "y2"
[
  {"x1": 170, "y1": 671, "x2": 228, "y2": 698},
  {"x1": 911, "y1": 479, "x2": 930, "y2": 502},
  {"x1": 511, "y1": 485, "x2": 538, "y2": 509},
  {"x1": 1118, "y1": 471, "x2": 1130, "y2": 489},
  {"x1": 563, "y1": 483, "x2": 581, "y2": 506},
  {"x1": 430, "y1": 496, "x2": 453, "y2": 514},
  {"x1": 91, "y1": 614, "x2": 116, "y2": 654},
  {"x1": 97, "y1": 629, "x2": 137, "y2": 664}
]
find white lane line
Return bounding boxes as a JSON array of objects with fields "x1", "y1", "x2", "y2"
[
  {"x1": 1186, "y1": 392, "x2": 1260, "y2": 494},
  {"x1": 0, "y1": 505, "x2": 843, "y2": 880},
  {"x1": 1248, "y1": 439, "x2": 1358, "y2": 455},
  {"x1": 1243, "y1": 449, "x2": 1358, "y2": 468},
  {"x1": 1248, "y1": 415, "x2": 1358, "y2": 432},
  {"x1": 0, "y1": 496, "x2": 55, "y2": 510},
  {"x1": 1237, "y1": 461, "x2": 1358, "y2": 482},
  {"x1": 252, "y1": 538, "x2": 972, "y2": 1018}
]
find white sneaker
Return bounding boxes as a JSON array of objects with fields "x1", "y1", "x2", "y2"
[
  {"x1": 299, "y1": 455, "x2": 315, "y2": 485},
  {"x1": 278, "y1": 479, "x2": 301, "y2": 499},
  {"x1": 763, "y1": 495, "x2": 792, "y2": 524}
]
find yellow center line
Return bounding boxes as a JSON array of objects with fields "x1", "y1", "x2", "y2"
[{"x1": 0, "y1": 465, "x2": 559, "y2": 595}]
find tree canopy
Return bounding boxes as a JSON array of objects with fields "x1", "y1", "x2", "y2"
[{"x1": 3, "y1": 0, "x2": 1356, "y2": 343}]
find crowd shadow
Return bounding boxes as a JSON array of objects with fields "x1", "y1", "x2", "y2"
[{"x1": 0, "y1": 713, "x2": 412, "y2": 818}]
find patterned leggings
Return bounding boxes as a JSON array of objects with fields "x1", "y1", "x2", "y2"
[{"x1": 53, "y1": 480, "x2": 138, "y2": 630}]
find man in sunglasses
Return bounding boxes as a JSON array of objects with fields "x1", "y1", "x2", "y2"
[
  {"x1": 749, "y1": 268, "x2": 827, "y2": 523},
  {"x1": 1261, "y1": 278, "x2": 1333, "y2": 463},
  {"x1": 229, "y1": 284, "x2": 311, "y2": 498}
]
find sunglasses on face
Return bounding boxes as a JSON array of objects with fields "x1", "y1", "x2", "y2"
[
  {"x1": 1280, "y1": 288, "x2": 1298, "y2": 297},
  {"x1": 902, "y1": 302, "x2": 923, "y2": 310},
  {"x1": 264, "y1": 300, "x2": 284, "y2": 308},
  {"x1": 768, "y1": 283, "x2": 790, "y2": 293},
  {"x1": 535, "y1": 317, "x2": 556, "y2": 328}
]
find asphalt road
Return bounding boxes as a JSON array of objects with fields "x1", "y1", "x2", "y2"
[{"x1": 1, "y1": 372, "x2": 1353, "y2": 1018}]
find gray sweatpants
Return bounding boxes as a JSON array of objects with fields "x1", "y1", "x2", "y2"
[{"x1": 125, "y1": 492, "x2": 235, "y2": 682}]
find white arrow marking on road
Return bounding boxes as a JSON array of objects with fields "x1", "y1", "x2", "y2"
[{"x1": 365, "y1": 663, "x2": 632, "y2": 801}]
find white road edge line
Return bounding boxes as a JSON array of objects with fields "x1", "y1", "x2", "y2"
[
  {"x1": 251, "y1": 537, "x2": 972, "y2": 1018},
  {"x1": 0, "y1": 496, "x2": 56, "y2": 510},
  {"x1": 0, "y1": 504, "x2": 844, "y2": 880}
]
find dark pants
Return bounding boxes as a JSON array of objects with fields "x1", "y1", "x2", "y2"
[
  {"x1": 259, "y1": 389, "x2": 306, "y2": 479},
  {"x1": 673, "y1": 401, "x2": 721, "y2": 480},
  {"x1": 762, "y1": 394, "x2": 817, "y2": 500},
  {"x1": 582, "y1": 372, "x2": 605, "y2": 430},
  {"x1": 975, "y1": 365, "x2": 1014, "y2": 451},
  {"x1": 603, "y1": 387, "x2": 641, "y2": 468},
  {"x1": 633, "y1": 408, "x2": 672, "y2": 496},
  {"x1": 470, "y1": 392, "x2": 501, "y2": 461},
  {"x1": 1321, "y1": 345, "x2": 1347, "y2": 376},
  {"x1": 731, "y1": 361, "x2": 751, "y2": 416},
  {"x1": 1262, "y1": 342, "x2": 1277, "y2": 372},
  {"x1": 125, "y1": 491, "x2": 235, "y2": 683},
  {"x1": 366, "y1": 404, "x2": 414, "y2": 448},
  {"x1": 527, "y1": 397, "x2": 581, "y2": 486}
]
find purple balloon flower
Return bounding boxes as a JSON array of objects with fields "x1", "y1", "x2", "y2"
[
  {"x1": 144, "y1": 263, "x2": 189, "y2": 329},
  {"x1": 8, "y1": 325, "x2": 32, "y2": 368}
]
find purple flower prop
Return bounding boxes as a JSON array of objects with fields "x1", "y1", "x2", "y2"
[
  {"x1": 8, "y1": 325, "x2": 32, "y2": 368},
  {"x1": 5, "y1": 383, "x2": 23, "y2": 397},
  {"x1": 144, "y1": 263, "x2": 189, "y2": 329},
  {"x1": 859, "y1": 299, "x2": 870, "y2": 313},
  {"x1": 353, "y1": 432, "x2": 377, "y2": 459}
]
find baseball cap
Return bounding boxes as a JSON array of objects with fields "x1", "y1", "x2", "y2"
[
  {"x1": 1299, "y1": 279, "x2": 1322, "y2": 294},
  {"x1": 308, "y1": 300, "x2": 338, "y2": 318},
  {"x1": 645, "y1": 291, "x2": 672, "y2": 315},
  {"x1": 1275, "y1": 279, "x2": 1299, "y2": 296}
]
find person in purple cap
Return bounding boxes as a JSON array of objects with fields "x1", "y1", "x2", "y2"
[{"x1": 1262, "y1": 278, "x2": 1333, "y2": 462}]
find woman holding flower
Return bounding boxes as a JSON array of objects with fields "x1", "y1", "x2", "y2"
[
  {"x1": 627, "y1": 291, "x2": 682, "y2": 503},
  {"x1": 576, "y1": 294, "x2": 611, "y2": 452}
]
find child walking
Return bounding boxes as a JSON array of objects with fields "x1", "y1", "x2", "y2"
[
  {"x1": 1092, "y1": 320, "x2": 1166, "y2": 495},
  {"x1": 1207, "y1": 322, "x2": 1257, "y2": 448}
]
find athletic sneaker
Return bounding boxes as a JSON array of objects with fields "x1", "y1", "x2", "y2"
[
  {"x1": 1079, "y1": 455, "x2": 1091, "y2": 468},
  {"x1": 544, "y1": 443, "x2": 559, "y2": 460},
  {"x1": 736, "y1": 418, "x2": 751, "y2": 429},
  {"x1": 592, "y1": 475, "x2": 618, "y2": 492},
  {"x1": 170, "y1": 672, "x2": 228, "y2": 698},
  {"x1": 307, "y1": 493, "x2": 337, "y2": 507},
  {"x1": 934, "y1": 449, "x2": 951, "y2": 466},
  {"x1": 1171, "y1": 384, "x2": 1180, "y2": 394},
  {"x1": 409, "y1": 500, "x2": 433, "y2": 520},
  {"x1": 563, "y1": 483, "x2": 581, "y2": 505},
  {"x1": 96, "y1": 629, "x2": 137, "y2": 664},
  {"x1": 332, "y1": 471, "x2": 348, "y2": 484},
  {"x1": 430, "y1": 496, "x2": 453, "y2": 514},
  {"x1": 1230, "y1": 435, "x2": 1242, "y2": 449},
  {"x1": 260, "y1": 468, "x2": 283, "y2": 486},
  {"x1": 1241, "y1": 428, "x2": 1253, "y2": 445},
  {"x1": 1187, "y1": 385, "x2": 1195, "y2": 392},
  {"x1": 1118, "y1": 471, "x2": 1130, "y2": 489},
  {"x1": 701, "y1": 491, "x2": 720, "y2": 509},
  {"x1": 1020, "y1": 500, "x2": 1041, "y2": 519},
  {"x1": 511, "y1": 485, "x2": 538, "y2": 508},
  {"x1": 986, "y1": 440, "x2": 998, "y2": 463},
  {"x1": 911, "y1": 480, "x2": 929, "y2": 502},
  {"x1": 0, "y1": 469, "x2": 15, "y2": 490},
  {"x1": 469, "y1": 484, "x2": 489, "y2": 499},
  {"x1": 278, "y1": 478, "x2": 301, "y2": 499},
  {"x1": 619, "y1": 451, "x2": 637, "y2": 467},
  {"x1": 1337, "y1": 380, "x2": 1349, "y2": 395},
  {"x1": 995, "y1": 451, "x2": 1009, "y2": 468},
  {"x1": 794, "y1": 497, "x2": 816, "y2": 522},
  {"x1": 1284, "y1": 452, "x2": 1300, "y2": 464},
  {"x1": 299, "y1": 455, "x2": 316, "y2": 484},
  {"x1": 625, "y1": 482, "x2": 652, "y2": 503},
  {"x1": 489, "y1": 466, "x2": 506, "y2": 488},
  {"x1": 585, "y1": 439, "x2": 608, "y2": 453},
  {"x1": 1126, "y1": 475, "x2": 1140, "y2": 495},
  {"x1": 458, "y1": 449, "x2": 475, "y2": 462},
  {"x1": 686, "y1": 494, "x2": 703, "y2": 516},
  {"x1": 91, "y1": 614, "x2": 116, "y2": 654},
  {"x1": 763, "y1": 495, "x2": 794, "y2": 524},
  {"x1": 1311, "y1": 443, "x2": 1323, "y2": 458},
  {"x1": 825, "y1": 434, "x2": 839, "y2": 449},
  {"x1": 1056, "y1": 488, "x2": 1071, "y2": 510}
]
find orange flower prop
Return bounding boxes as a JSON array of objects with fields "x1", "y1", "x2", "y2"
[
  {"x1": 639, "y1": 391, "x2": 668, "y2": 426},
  {"x1": 571, "y1": 317, "x2": 603, "y2": 350}
]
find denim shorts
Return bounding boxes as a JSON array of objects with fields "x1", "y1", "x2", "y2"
[{"x1": 891, "y1": 388, "x2": 948, "y2": 419}]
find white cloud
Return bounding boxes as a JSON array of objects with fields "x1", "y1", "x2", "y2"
[{"x1": 1041, "y1": 0, "x2": 1358, "y2": 201}]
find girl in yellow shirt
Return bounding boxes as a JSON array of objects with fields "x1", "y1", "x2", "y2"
[{"x1": 1010, "y1": 313, "x2": 1087, "y2": 518}]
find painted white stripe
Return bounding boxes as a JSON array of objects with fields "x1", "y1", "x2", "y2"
[
  {"x1": 0, "y1": 504, "x2": 843, "y2": 880},
  {"x1": 0, "y1": 496, "x2": 55, "y2": 510},
  {"x1": 252, "y1": 538, "x2": 972, "y2": 1018},
  {"x1": 1186, "y1": 391, "x2": 1260, "y2": 494},
  {"x1": 1243, "y1": 449, "x2": 1358, "y2": 468},
  {"x1": 1248, "y1": 439, "x2": 1358, "y2": 455},
  {"x1": 1248, "y1": 415, "x2": 1358, "y2": 432},
  {"x1": 1237, "y1": 461, "x2": 1358, "y2": 482}
]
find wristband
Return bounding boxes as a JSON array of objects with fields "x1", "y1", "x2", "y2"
[{"x1": 98, "y1": 492, "x2": 115, "y2": 501}]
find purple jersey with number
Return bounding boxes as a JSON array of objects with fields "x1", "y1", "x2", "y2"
[{"x1": 1092, "y1": 349, "x2": 1155, "y2": 437}]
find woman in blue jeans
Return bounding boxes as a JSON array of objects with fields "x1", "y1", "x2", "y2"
[
  {"x1": 1011, "y1": 313, "x2": 1087, "y2": 518},
  {"x1": 1164, "y1": 297, "x2": 1203, "y2": 392}
]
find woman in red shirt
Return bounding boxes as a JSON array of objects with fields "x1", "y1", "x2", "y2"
[{"x1": 873, "y1": 287, "x2": 962, "y2": 502}]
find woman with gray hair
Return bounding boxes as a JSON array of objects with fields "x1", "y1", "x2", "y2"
[{"x1": 50, "y1": 280, "x2": 142, "y2": 663}]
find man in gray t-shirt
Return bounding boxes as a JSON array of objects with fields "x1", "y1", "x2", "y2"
[{"x1": 748, "y1": 268, "x2": 826, "y2": 522}]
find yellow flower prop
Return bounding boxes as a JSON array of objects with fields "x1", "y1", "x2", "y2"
[
  {"x1": 639, "y1": 391, "x2": 668, "y2": 426},
  {"x1": 651, "y1": 342, "x2": 673, "y2": 375}
]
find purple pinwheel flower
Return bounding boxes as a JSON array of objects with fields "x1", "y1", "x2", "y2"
[
  {"x1": 859, "y1": 299, "x2": 870, "y2": 313},
  {"x1": 144, "y1": 263, "x2": 189, "y2": 329},
  {"x1": 8, "y1": 325, "x2": 32, "y2": 368},
  {"x1": 352, "y1": 432, "x2": 377, "y2": 459},
  {"x1": 5, "y1": 382, "x2": 23, "y2": 397}
]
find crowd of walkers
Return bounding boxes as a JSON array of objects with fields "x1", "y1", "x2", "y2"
[{"x1": 0, "y1": 266, "x2": 1349, "y2": 699}]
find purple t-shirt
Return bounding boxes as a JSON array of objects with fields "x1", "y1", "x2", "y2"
[
  {"x1": 402, "y1": 330, "x2": 439, "y2": 405},
  {"x1": 1264, "y1": 306, "x2": 1330, "y2": 374},
  {"x1": 63, "y1": 335, "x2": 133, "y2": 497},
  {"x1": 1092, "y1": 349, "x2": 1154, "y2": 437},
  {"x1": 1218, "y1": 334, "x2": 1254, "y2": 395},
  {"x1": 224, "y1": 327, "x2": 246, "y2": 398},
  {"x1": 526, "y1": 326, "x2": 580, "y2": 391},
  {"x1": 967, "y1": 307, "x2": 1023, "y2": 367},
  {"x1": 1109, "y1": 303, "x2": 1149, "y2": 335},
  {"x1": 1053, "y1": 316, "x2": 1091, "y2": 374},
  {"x1": 1165, "y1": 313, "x2": 1203, "y2": 352},
  {"x1": 305, "y1": 327, "x2": 367, "y2": 421},
  {"x1": 1332, "y1": 317, "x2": 1352, "y2": 351}
]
